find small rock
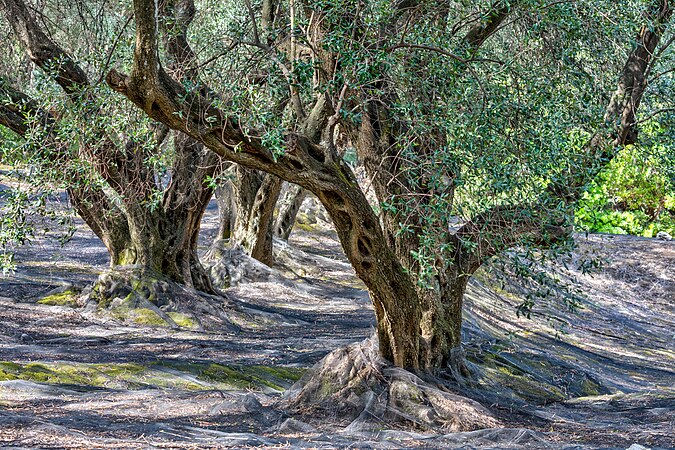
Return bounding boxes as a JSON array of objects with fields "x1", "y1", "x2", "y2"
[
  {"x1": 626, "y1": 444, "x2": 650, "y2": 450},
  {"x1": 277, "y1": 418, "x2": 318, "y2": 434},
  {"x1": 242, "y1": 393, "x2": 263, "y2": 412},
  {"x1": 655, "y1": 231, "x2": 672, "y2": 241}
]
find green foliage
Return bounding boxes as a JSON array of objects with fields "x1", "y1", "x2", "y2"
[
  {"x1": 0, "y1": 181, "x2": 75, "y2": 274},
  {"x1": 576, "y1": 143, "x2": 675, "y2": 237}
]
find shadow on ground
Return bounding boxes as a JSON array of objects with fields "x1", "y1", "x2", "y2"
[{"x1": 0, "y1": 200, "x2": 673, "y2": 449}]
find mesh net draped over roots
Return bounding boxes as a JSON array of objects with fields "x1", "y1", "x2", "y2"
[
  {"x1": 281, "y1": 335, "x2": 500, "y2": 433},
  {"x1": 82, "y1": 266, "x2": 240, "y2": 332}
]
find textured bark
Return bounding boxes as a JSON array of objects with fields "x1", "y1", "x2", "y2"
[
  {"x1": 231, "y1": 167, "x2": 283, "y2": 265},
  {"x1": 605, "y1": 1, "x2": 672, "y2": 147},
  {"x1": 274, "y1": 183, "x2": 307, "y2": 240},
  {"x1": 550, "y1": 0, "x2": 673, "y2": 202},
  {"x1": 108, "y1": 0, "x2": 672, "y2": 371},
  {"x1": 215, "y1": 183, "x2": 237, "y2": 241}
]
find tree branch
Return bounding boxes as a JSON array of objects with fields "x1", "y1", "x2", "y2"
[
  {"x1": 453, "y1": 205, "x2": 569, "y2": 274},
  {"x1": 0, "y1": 79, "x2": 131, "y2": 258},
  {"x1": 461, "y1": 0, "x2": 517, "y2": 54},
  {"x1": 0, "y1": 0, "x2": 89, "y2": 94}
]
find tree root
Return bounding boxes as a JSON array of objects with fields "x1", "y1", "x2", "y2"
[
  {"x1": 80, "y1": 266, "x2": 240, "y2": 332},
  {"x1": 281, "y1": 335, "x2": 500, "y2": 433},
  {"x1": 204, "y1": 240, "x2": 288, "y2": 290},
  {"x1": 79, "y1": 265, "x2": 308, "y2": 332}
]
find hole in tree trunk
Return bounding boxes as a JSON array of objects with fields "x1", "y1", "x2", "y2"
[
  {"x1": 333, "y1": 210, "x2": 352, "y2": 231},
  {"x1": 357, "y1": 237, "x2": 372, "y2": 257},
  {"x1": 362, "y1": 219, "x2": 376, "y2": 232},
  {"x1": 307, "y1": 144, "x2": 326, "y2": 164},
  {"x1": 322, "y1": 191, "x2": 345, "y2": 209}
]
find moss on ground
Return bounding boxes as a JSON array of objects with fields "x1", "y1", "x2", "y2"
[
  {"x1": 490, "y1": 365, "x2": 567, "y2": 404},
  {"x1": 129, "y1": 308, "x2": 167, "y2": 326},
  {"x1": 581, "y1": 378, "x2": 602, "y2": 396},
  {"x1": 0, "y1": 361, "x2": 143, "y2": 386},
  {"x1": 160, "y1": 361, "x2": 305, "y2": 391},
  {"x1": 0, "y1": 360, "x2": 305, "y2": 392},
  {"x1": 38, "y1": 290, "x2": 78, "y2": 307},
  {"x1": 167, "y1": 312, "x2": 198, "y2": 329}
]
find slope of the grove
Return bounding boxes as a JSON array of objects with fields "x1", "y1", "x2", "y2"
[{"x1": 0, "y1": 192, "x2": 673, "y2": 449}]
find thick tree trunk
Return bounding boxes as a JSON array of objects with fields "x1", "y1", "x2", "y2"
[
  {"x1": 231, "y1": 166, "x2": 283, "y2": 265},
  {"x1": 274, "y1": 183, "x2": 307, "y2": 240},
  {"x1": 214, "y1": 183, "x2": 236, "y2": 240},
  {"x1": 114, "y1": 134, "x2": 217, "y2": 293}
]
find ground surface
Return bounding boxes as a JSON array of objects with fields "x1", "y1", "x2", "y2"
[{"x1": 0, "y1": 198, "x2": 673, "y2": 449}]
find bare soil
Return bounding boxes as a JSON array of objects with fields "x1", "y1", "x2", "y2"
[{"x1": 0, "y1": 199, "x2": 673, "y2": 449}]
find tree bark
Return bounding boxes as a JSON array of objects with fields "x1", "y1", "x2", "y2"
[
  {"x1": 231, "y1": 167, "x2": 283, "y2": 265},
  {"x1": 214, "y1": 183, "x2": 236, "y2": 241},
  {"x1": 274, "y1": 183, "x2": 307, "y2": 240}
]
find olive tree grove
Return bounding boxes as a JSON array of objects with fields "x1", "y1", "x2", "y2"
[
  {"x1": 107, "y1": 0, "x2": 672, "y2": 371},
  {"x1": 2, "y1": 0, "x2": 673, "y2": 373}
]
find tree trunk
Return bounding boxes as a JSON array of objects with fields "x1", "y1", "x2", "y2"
[
  {"x1": 274, "y1": 182, "x2": 307, "y2": 240},
  {"x1": 231, "y1": 166, "x2": 283, "y2": 265},
  {"x1": 113, "y1": 134, "x2": 217, "y2": 293},
  {"x1": 66, "y1": 186, "x2": 133, "y2": 266},
  {"x1": 215, "y1": 182, "x2": 236, "y2": 240}
]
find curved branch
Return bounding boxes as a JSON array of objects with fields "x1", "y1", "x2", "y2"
[
  {"x1": 0, "y1": 0, "x2": 89, "y2": 94},
  {"x1": 462, "y1": 0, "x2": 516, "y2": 53},
  {"x1": 453, "y1": 205, "x2": 569, "y2": 274},
  {"x1": 0, "y1": 80, "x2": 131, "y2": 262}
]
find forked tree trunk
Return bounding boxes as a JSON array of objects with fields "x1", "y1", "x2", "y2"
[
  {"x1": 116, "y1": 135, "x2": 217, "y2": 293},
  {"x1": 274, "y1": 183, "x2": 307, "y2": 240}
]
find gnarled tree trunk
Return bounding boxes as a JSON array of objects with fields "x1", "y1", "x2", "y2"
[
  {"x1": 274, "y1": 183, "x2": 307, "y2": 240},
  {"x1": 231, "y1": 166, "x2": 283, "y2": 266}
]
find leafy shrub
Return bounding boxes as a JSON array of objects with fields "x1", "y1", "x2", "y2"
[{"x1": 576, "y1": 144, "x2": 675, "y2": 237}]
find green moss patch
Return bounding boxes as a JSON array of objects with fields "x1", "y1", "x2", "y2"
[
  {"x1": 167, "y1": 312, "x2": 199, "y2": 329},
  {"x1": 488, "y1": 365, "x2": 566, "y2": 404},
  {"x1": 477, "y1": 352, "x2": 611, "y2": 404},
  {"x1": 38, "y1": 290, "x2": 78, "y2": 307},
  {"x1": 0, "y1": 360, "x2": 305, "y2": 392},
  {"x1": 0, "y1": 361, "x2": 144, "y2": 387},
  {"x1": 159, "y1": 361, "x2": 306, "y2": 392},
  {"x1": 129, "y1": 308, "x2": 167, "y2": 326}
]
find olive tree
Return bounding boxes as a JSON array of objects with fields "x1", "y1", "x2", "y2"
[
  {"x1": 3, "y1": 0, "x2": 670, "y2": 369},
  {"x1": 0, "y1": 0, "x2": 221, "y2": 294},
  {"x1": 106, "y1": 0, "x2": 672, "y2": 371}
]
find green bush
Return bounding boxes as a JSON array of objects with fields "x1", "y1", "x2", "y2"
[{"x1": 576, "y1": 144, "x2": 675, "y2": 237}]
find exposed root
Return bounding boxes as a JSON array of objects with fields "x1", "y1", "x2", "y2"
[
  {"x1": 281, "y1": 335, "x2": 500, "y2": 433},
  {"x1": 205, "y1": 240, "x2": 288, "y2": 290},
  {"x1": 80, "y1": 266, "x2": 240, "y2": 332},
  {"x1": 80, "y1": 265, "x2": 308, "y2": 332}
]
